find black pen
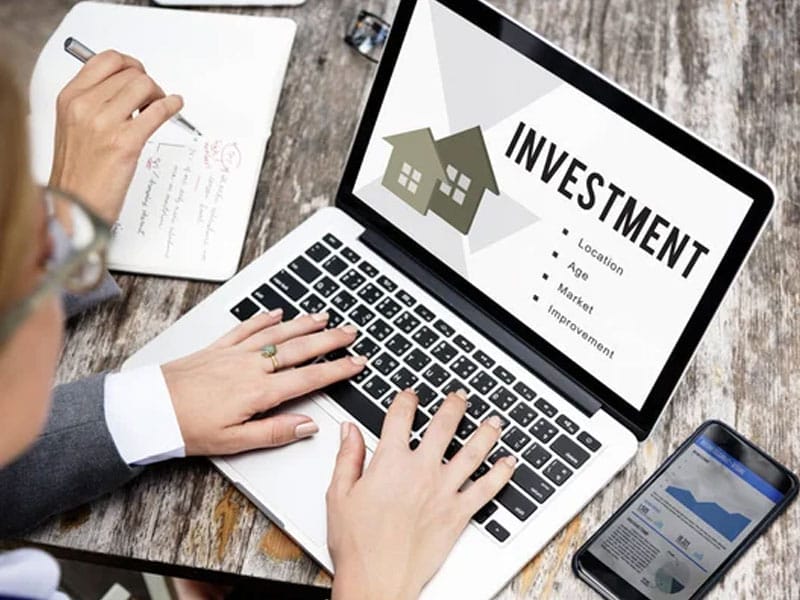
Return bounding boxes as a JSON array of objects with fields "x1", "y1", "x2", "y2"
[{"x1": 63, "y1": 36, "x2": 202, "y2": 137}]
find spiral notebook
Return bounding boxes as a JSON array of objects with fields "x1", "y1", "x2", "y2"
[{"x1": 29, "y1": 1, "x2": 296, "y2": 281}]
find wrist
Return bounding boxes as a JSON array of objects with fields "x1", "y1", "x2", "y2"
[{"x1": 332, "y1": 563, "x2": 421, "y2": 600}]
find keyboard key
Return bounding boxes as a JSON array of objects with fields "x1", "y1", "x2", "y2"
[
  {"x1": 396, "y1": 289, "x2": 416, "y2": 306},
  {"x1": 489, "y1": 387, "x2": 516, "y2": 410},
  {"x1": 466, "y1": 396, "x2": 490, "y2": 419},
  {"x1": 386, "y1": 333, "x2": 412, "y2": 357},
  {"x1": 485, "y1": 520, "x2": 510, "y2": 542},
  {"x1": 359, "y1": 261, "x2": 378, "y2": 277},
  {"x1": 376, "y1": 297, "x2": 402, "y2": 319},
  {"x1": 325, "y1": 380, "x2": 385, "y2": 438},
  {"x1": 353, "y1": 337, "x2": 380, "y2": 359},
  {"x1": 497, "y1": 484, "x2": 536, "y2": 521},
  {"x1": 412, "y1": 409, "x2": 430, "y2": 432},
  {"x1": 395, "y1": 312, "x2": 421, "y2": 333},
  {"x1": 306, "y1": 242, "x2": 331, "y2": 262},
  {"x1": 377, "y1": 275, "x2": 397, "y2": 292},
  {"x1": 414, "y1": 304, "x2": 435, "y2": 322},
  {"x1": 423, "y1": 364, "x2": 449, "y2": 387},
  {"x1": 326, "y1": 347, "x2": 350, "y2": 361},
  {"x1": 409, "y1": 438, "x2": 420, "y2": 450},
  {"x1": 470, "y1": 462, "x2": 491, "y2": 481},
  {"x1": 353, "y1": 366, "x2": 372, "y2": 384},
  {"x1": 509, "y1": 403, "x2": 537, "y2": 428},
  {"x1": 453, "y1": 334, "x2": 475, "y2": 353},
  {"x1": 474, "y1": 350, "x2": 495, "y2": 369},
  {"x1": 341, "y1": 269, "x2": 366, "y2": 290},
  {"x1": 323, "y1": 255, "x2": 348, "y2": 277},
  {"x1": 332, "y1": 291, "x2": 357, "y2": 312},
  {"x1": 493, "y1": 365, "x2": 515, "y2": 385},
  {"x1": 415, "y1": 383, "x2": 437, "y2": 407},
  {"x1": 534, "y1": 397, "x2": 557, "y2": 418},
  {"x1": 363, "y1": 375, "x2": 391, "y2": 399},
  {"x1": 313, "y1": 276, "x2": 339, "y2": 298},
  {"x1": 341, "y1": 246, "x2": 360, "y2": 263},
  {"x1": 323, "y1": 233, "x2": 342, "y2": 249},
  {"x1": 551, "y1": 434, "x2": 590, "y2": 469},
  {"x1": 487, "y1": 411, "x2": 510, "y2": 430},
  {"x1": 469, "y1": 371, "x2": 498, "y2": 395},
  {"x1": 270, "y1": 270, "x2": 308, "y2": 301},
  {"x1": 530, "y1": 418, "x2": 558, "y2": 443},
  {"x1": 577, "y1": 431, "x2": 602, "y2": 452},
  {"x1": 349, "y1": 305, "x2": 376, "y2": 326},
  {"x1": 444, "y1": 439, "x2": 463, "y2": 460},
  {"x1": 513, "y1": 381, "x2": 537, "y2": 402},
  {"x1": 412, "y1": 326, "x2": 439, "y2": 348},
  {"x1": 556, "y1": 415, "x2": 579, "y2": 435},
  {"x1": 391, "y1": 367, "x2": 418, "y2": 389},
  {"x1": 488, "y1": 446, "x2": 511, "y2": 463},
  {"x1": 289, "y1": 256, "x2": 322, "y2": 283},
  {"x1": 358, "y1": 283, "x2": 384, "y2": 305},
  {"x1": 253, "y1": 284, "x2": 299, "y2": 319},
  {"x1": 472, "y1": 502, "x2": 497, "y2": 524},
  {"x1": 428, "y1": 399, "x2": 444, "y2": 415},
  {"x1": 431, "y1": 341, "x2": 458, "y2": 364},
  {"x1": 300, "y1": 294, "x2": 326, "y2": 314},
  {"x1": 543, "y1": 459, "x2": 573, "y2": 486},
  {"x1": 502, "y1": 427, "x2": 532, "y2": 452},
  {"x1": 451, "y1": 356, "x2": 478, "y2": 379},
  {"x1": 367, "y1": 319, "x2": 393, "y2": 341},
  {"x1": 512, "y1": 464, "x2": 555, "y2": 504},
  {"x1": 433, "y1": 319, "x2": 455, "y2": 337},
  {"x1": 442, "y1": 379, "x2": 468, "y2": 396},
  {"x1": 404, "y1": 349, "x2": 431, "y2": 371},
  {"x1": 456, "y1": 417, "x2": 477, "y2": 440},
  {"x1": 381, "y1": 394, "x2": 396, "y2": 410},
  {"x1": 373, "y1": 353, "x2": 399, "y2": 376},
  {"x1": 522, "y1": 444, "x2": 552, "y2": 469},
  {"x1": 231, "y1": 298, "x2": 259, "y2": 321},
  {"x1": 327, "y1": 309, "x2": 344, "y2": 328}
]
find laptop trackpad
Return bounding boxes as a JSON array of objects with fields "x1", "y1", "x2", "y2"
[{"x1": 219, "y1": 397, "x2": 365, "y2": 548}]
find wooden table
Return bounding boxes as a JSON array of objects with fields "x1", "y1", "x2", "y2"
[{"x1": 2, "y1": 1, "x2": 798, "y2": 598}]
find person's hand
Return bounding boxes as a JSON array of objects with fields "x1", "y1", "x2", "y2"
[
  {"x1": 162, "y1": 310, "x2": 367, "y2": 456},
  {"x1": 49, "y1": 50, "x2": 183, "y2": 223},
  {"x1": 326, "y1": 389, "x2": 516, "y2": 600}
]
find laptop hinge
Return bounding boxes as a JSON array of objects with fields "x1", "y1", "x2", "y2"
[{"x1": 359, "y1": 228, "x2": 603, "y2": 418}]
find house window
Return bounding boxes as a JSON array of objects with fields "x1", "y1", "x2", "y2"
[
  {"x1": 398, "y1": 162, "x2": 423, "y2": 195},
  {"x1": 439, "y1": 164, "x2": 471, "y2": 205}
]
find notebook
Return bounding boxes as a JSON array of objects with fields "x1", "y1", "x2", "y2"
[
  {"x1": 153, "y1": 0, "x2": 306, "y2": 5},
  {"x1": 29, "y1": 1, "x2": 296, "y2": 281}
]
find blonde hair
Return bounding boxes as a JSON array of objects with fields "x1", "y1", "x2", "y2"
[{"x1": 0, "y1": 61, "x2": 34, "y2": 317}]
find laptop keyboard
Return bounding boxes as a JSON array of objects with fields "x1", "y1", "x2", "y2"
[{"x1": 230, "y1": 233, "x2": 603, "y2": 544}]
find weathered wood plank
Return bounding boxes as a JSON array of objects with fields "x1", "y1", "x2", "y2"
[{"x1": 1, "y1": 1, "x2": 797, "y2": 598}]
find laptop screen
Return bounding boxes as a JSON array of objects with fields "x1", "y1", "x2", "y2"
[{"x1": 349, "y1": 0, "x2": 761, "y2": 414}]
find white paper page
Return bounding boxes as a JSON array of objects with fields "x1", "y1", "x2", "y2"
[
  {"x1": 154, "y1": 0, "x2": 305, "y2": 5},
  {"x1": 29, "y1": 2, "x2": 296, "y2": 280}
]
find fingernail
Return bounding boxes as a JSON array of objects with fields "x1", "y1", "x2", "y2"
[
  {"x1": 340, "y1": 422, "x2": 351, "y2": 441},
  {"x1": 295, "y1": 422, "x2": 319, "y2": 439},
  {"x1": 350, "y1": 355, "x2": 368, "y2": 366},
  {"x1": 311, "y1": 312, "x2": 329, "y2": 322},
  {"x1": 268, "y1": 308, "x2": 283, "y2": 317},
  {"x1": 342, "y1": 324, "x2": 358, "y2": 335},
  {"x1": 502, "y1": 455, "x2": 517, "y2": 467},
  {"x1": 455, "y1": 388, "x2": 468, "y2": 399},
  {"x1": 486, "y1": 415, "x2": 503, "y2": 429}
]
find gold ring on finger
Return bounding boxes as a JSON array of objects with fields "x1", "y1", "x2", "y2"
[{"x1": 261, "y1": 344, "x2": 281, "y2": 371}]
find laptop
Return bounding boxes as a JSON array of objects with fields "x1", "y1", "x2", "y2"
[{"x1": 124, "y1": 0, "x2": 774, "y2": 597}]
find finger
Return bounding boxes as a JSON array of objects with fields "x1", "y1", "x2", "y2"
[
  {"x1": 460, "y1": 455, "x2": 517, "y2": 516},
  {"x1": 225, "y1": 413, "x2": 319, "y2": 454},
  {"x1": 419, "y1": 390, "x2": 468, "y2": 461},
  {"x1": 253, "y1": 355, "x2": 368, "y2": 412},
  {"x1": 129, "y1": 94, "x2": 184, "y2": 146},
  {"x1": 444, "y1": 415, "x2": 504, "y2": 489},
  {"x1": 210, "y1": 309, "x2": 284, "y2": 349},
  {"x1": 377, "y1": 389, "x2": 418, "y2": 449},
  {"x1": 66, "y1": 50, "x2": 145, "y2": 93},
  {"x1": 107, "y1": 71, "x2": 166, "y2": 120},
  {"x1": 239, "y1": 312, "x2": 332, "y2": 351},
  {"x1": 327, "y1": 422, "x2": 366, "y2": 500},
  {"x1": 261, "y1": 326, "x2": 358, "y2": 372}
]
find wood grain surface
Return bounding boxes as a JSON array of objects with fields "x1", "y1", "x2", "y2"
[{"x1": 1, "y1": 1, "x2": 798, "y2": 598}]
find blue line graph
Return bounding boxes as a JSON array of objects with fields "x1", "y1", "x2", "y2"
[{"x1": 666, "y1": 486, "x2": 751, "y2": 542}]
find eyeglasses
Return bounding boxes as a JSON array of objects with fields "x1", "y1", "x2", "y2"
[
  {"x1": 344, "y1": 10, "x2": 391, "y2": 63},
  {"x1": 0, "y1": 186, "x2": 111, "y2": 346}
]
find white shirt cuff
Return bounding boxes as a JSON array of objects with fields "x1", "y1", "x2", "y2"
[{"x1": 104, "y1": 365, "x2": 186, "y2": 466}]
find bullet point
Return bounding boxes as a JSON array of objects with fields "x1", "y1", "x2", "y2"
[
  {"x1": 562, "y1": 228, "x2": 569, "y2": 236},
  {"x1": 533, "y1": 295, "x2": 539, "y2": 302},
  {"x1": 552, "y1": 251, "x2": 559, "y2": 258},
  {"x1": 543, "y1": 273, "x2": 549, "y2": 280}
]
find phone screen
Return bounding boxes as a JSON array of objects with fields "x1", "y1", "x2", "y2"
[{"x1": 583, "y1": 430, "x2": 786, "y2": 599}]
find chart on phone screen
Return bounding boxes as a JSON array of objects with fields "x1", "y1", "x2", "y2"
[{"x1": 588, "y1": 435, "x2": 783, "y2": 599}]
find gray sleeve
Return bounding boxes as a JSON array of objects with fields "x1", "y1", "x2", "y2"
[
  {"x1": 62, "y1": 273, "x2": 121, "y2": 319},
  {"x1": 0, "y1": 374, "x2": 142, "y2": 537}
]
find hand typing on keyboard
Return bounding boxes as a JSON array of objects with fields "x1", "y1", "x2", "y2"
[
  {"x1": 326, "y1": 389, "x2": 516, "y2": 600},
  {"x1": 162, "y1": 310, "x2": 367, "y2": 455}
]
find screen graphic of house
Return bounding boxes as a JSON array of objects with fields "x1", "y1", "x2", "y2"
[{"x1": 382, "y1": 126, "x2": 499, "y2": 234}]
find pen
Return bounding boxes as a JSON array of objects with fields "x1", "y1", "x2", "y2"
[{"x1": 63, "y1": 37, "x2": 202, "y2": 137}]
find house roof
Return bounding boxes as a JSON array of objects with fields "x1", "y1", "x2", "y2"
[
  {"x1": 434, "y1": 126, "x2": 499, "y2": 194},
  {"x1": 383, "y1": 128, "x2": 448, "y2": 180}
]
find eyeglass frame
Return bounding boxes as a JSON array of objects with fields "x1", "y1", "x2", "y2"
[{"x1": 0, "y1": 186, "x2": 112, "y2": 346}]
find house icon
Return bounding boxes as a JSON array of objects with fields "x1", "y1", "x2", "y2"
[{"x1": 382, "y1": 126, "x2": 499, "y2": 234}]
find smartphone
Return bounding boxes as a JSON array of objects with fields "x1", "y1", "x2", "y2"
[{"x1": 573, "y1": 420, "x2": 798, "y2": 600}]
